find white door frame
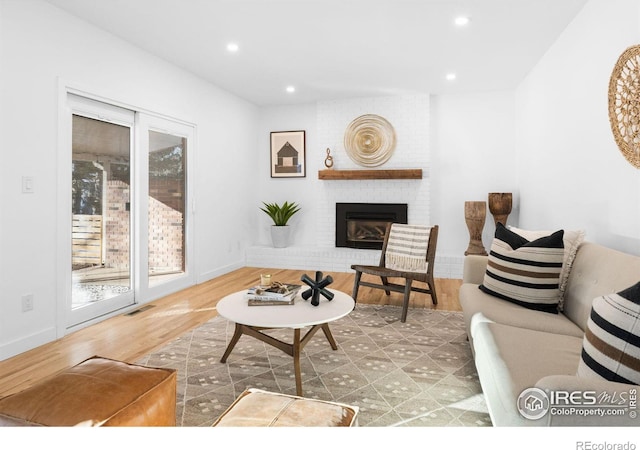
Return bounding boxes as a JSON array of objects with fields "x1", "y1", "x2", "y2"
[
  {"x1": 63, "y1": 94, "x2": 137, "y2": 329},
  {"x1": 136, "y1": 113, "x2": 196, "y2": 303},
  {"x1": 56, "y1": 83, "x2": 197, "y2": 336}
]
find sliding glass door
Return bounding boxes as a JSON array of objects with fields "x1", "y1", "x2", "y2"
[
  {"x1": 63, "y1": 94, "x2": 195, "y2": 330},
  {"x1": 67, "y1": 96, "x2": 135, "y2": 327},
  {"x1": 138, "y1": 114, "x2": 195, "y2": 300}
]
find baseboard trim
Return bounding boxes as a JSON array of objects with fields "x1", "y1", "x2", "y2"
[
  {"x1": 245, "y1": 246, "x2": 464, "y2": 279},
  {"x1": 197, "y1": 260, "x2": 245, "y2": 284},
  {"x1": 0, "y1": 327, "x2": 57, "y2": 362}
]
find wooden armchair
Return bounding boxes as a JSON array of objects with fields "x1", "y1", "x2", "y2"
[{"x1": 351, "y1": 223, "x2": 439, "y2": 322}]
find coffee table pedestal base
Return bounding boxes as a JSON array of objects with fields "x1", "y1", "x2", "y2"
[{"x1": 220, "y1": 322, "x2": 338, "y2": 396}]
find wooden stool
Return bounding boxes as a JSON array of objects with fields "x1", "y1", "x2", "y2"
[{"x1": 212, "y1": 389, "x2": 359, "y2": 427}]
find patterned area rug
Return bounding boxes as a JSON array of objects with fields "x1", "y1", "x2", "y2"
[{"x1": 137, "y1": 304, "x2": 491, "y2": 427}]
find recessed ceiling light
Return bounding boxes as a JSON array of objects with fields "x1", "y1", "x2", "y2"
[
  {"x1": 226, "y1": 42, "x2": 239, "y2": 53},
  {"x1": 454, "y1": 16, "x2": 470, "y2": 26},
  {"x1": 446, "y1": 73, "x2": 457, "y2": 81},
  {"x1": 286, "y1": 86, "x2": 296, "y2": 93}
]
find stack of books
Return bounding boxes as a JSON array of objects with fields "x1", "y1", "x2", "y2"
[{"x1": 245, "y1": 283, "x2": 302, "y2": 306}]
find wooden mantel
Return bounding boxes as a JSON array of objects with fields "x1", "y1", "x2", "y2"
[{"x1": 318, "y1": 169, "x2": 422, "y2": 180}]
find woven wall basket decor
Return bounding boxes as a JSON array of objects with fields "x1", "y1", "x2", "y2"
[
  {"x1": 608, "y1": 45, "x2": 640, "y2": 169},
  {"x1": 344, "y1": 114, "x2": 396, "y2": 167}
]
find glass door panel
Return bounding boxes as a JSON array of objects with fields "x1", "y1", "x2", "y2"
[
  {"x1": 71, "y1": 113, "x2": 133, "y2": 316},
  {"x1": 148, "y1": 130, "x2": 187, "y2": 287}
]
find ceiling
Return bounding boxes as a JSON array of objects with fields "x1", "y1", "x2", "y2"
[{"x1": 46, "y1": 0, "x2": 588, "y2": 107}]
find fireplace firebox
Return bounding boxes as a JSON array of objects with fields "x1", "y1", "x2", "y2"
[{"x1": 336, "y1": 203, "x2": 408, "y2": 249}]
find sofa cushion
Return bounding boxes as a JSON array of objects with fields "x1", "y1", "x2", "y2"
[
  {"x1": 460, "y1": 283, "x2": 584, "y2": 344},
  {"x1": 563, "y1": 242, "x2": 640, "y2": 332},
  {"x1": 472, "y1": 321, "x2": 583, "y2": 426},
  {"x1": 479, "y1": 223, "x2": 565, "y2": 313},
  {"x1": 577, "y1": 282, "x2": 640, "y2": 385},
  {"x1": 509, "y1": 226, "x2": 585, "y2": 311}
]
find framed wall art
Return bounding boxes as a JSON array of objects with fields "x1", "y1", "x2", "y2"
[{"x1": 270, "y1": 130, "x2": 306, "y2": 178}]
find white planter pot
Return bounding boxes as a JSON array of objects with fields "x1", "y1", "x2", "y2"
[{"x1": 270, "y1": 225, "x2": 291, "y2": 248}]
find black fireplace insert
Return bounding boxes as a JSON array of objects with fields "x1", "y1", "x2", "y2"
[{"x1": 336, "y1": 203, "x2": 408, "y2": 249}]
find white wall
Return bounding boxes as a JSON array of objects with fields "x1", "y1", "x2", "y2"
[
  {"x1": 253, "y1": 103, "x2": 319, "y2": 247},
  {"x1": 430, "y1": 91, "x2": 517, "y2": 259},
  {"x1": 0, "y1": 1, "x2": 259, "y2": 359},
  {"x1": 515, "y1": 0, "x2": 640, "y2": 255}
]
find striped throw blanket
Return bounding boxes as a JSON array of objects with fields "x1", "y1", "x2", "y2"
[{"x1": 384, "y1": 224, "x2": 431, "y2": 273}]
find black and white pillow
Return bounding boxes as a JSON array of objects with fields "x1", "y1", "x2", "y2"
[
  {"x1": 479, "y1": 223, "x2": 565, "y2": 313},
  {"x1": 577, "y1": 282, "x2": 640, "y2": 385},
  {"x1": 508, "y1": 226, "x2": 585, "y2": 311}
]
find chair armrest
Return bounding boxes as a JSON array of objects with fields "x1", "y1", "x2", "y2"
[
  {"x1": 462, "y1": 255, "x2": 488, "y2": 284},
  {"x1": 534, "y1": 375, "x2": 639, "y2": 426}
]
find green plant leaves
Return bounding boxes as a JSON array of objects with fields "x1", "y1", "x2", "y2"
[{"x1": 260, "y1": 201, "x2": 301, "y2": 226}]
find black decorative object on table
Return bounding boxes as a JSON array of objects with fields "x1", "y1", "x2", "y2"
[{"x1": 301, "y1": 271, "x2": 334, "y2": 306}]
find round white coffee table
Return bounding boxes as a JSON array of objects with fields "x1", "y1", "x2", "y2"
[{"x1": 216, "y1": 288, "x2": 355, "y2": 396}]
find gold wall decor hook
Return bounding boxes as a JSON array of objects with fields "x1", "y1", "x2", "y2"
[{"x1": 324, "y1": 148, "x2": 334, "y2": 169}]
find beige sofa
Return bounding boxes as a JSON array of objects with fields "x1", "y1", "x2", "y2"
[{"x1": 460, "y1": 241, "x2": 640, "y2": 426}]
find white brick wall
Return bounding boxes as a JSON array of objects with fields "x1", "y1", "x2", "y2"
[
  {"x1": 246, "y1": 245, "x2": 381, "y2": 273},
  {"x1": 247, "y1": 94, "x2": 464, "y2": 278},
  {"x1": 245, "y1": 244, "x2": 462, "y2": 278},
  {"x1": 318, "y1": 95, "x2": 431, "y2": 245}
]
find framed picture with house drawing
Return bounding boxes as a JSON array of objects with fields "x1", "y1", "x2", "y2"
[{"x1": 270, "y1": 130, "x2": 306, "y2": 178}]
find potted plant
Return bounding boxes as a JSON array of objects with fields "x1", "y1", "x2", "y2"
[{"x1": 260, "y1": 201, "x2": 301, "y2": 248}]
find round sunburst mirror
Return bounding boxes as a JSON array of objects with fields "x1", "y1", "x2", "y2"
[
  {"x1": 608, "y1": 45, "x2": 640, "y2": 169},
  {"x1": 343, "y1": 114, "x2": 396, "y2": 167}
]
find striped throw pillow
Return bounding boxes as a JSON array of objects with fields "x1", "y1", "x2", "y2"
[
  {"x1": 479, "y1": 223, "x2": 565, "y2": 313},
  {"x1": 508, "y1": 226, "x2": 585, "y2": 311},
  {"x1": 577, "y1": 282, "x2": 640, "y2": 385}
]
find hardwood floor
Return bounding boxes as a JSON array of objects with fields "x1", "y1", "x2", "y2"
[{"x1": 0, "y1": 267, "x2": 461, "y2": 397}]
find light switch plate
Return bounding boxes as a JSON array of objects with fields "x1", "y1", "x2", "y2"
[{"x1": 22, "y1": 176, "x2": 34, "y2": 194}]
